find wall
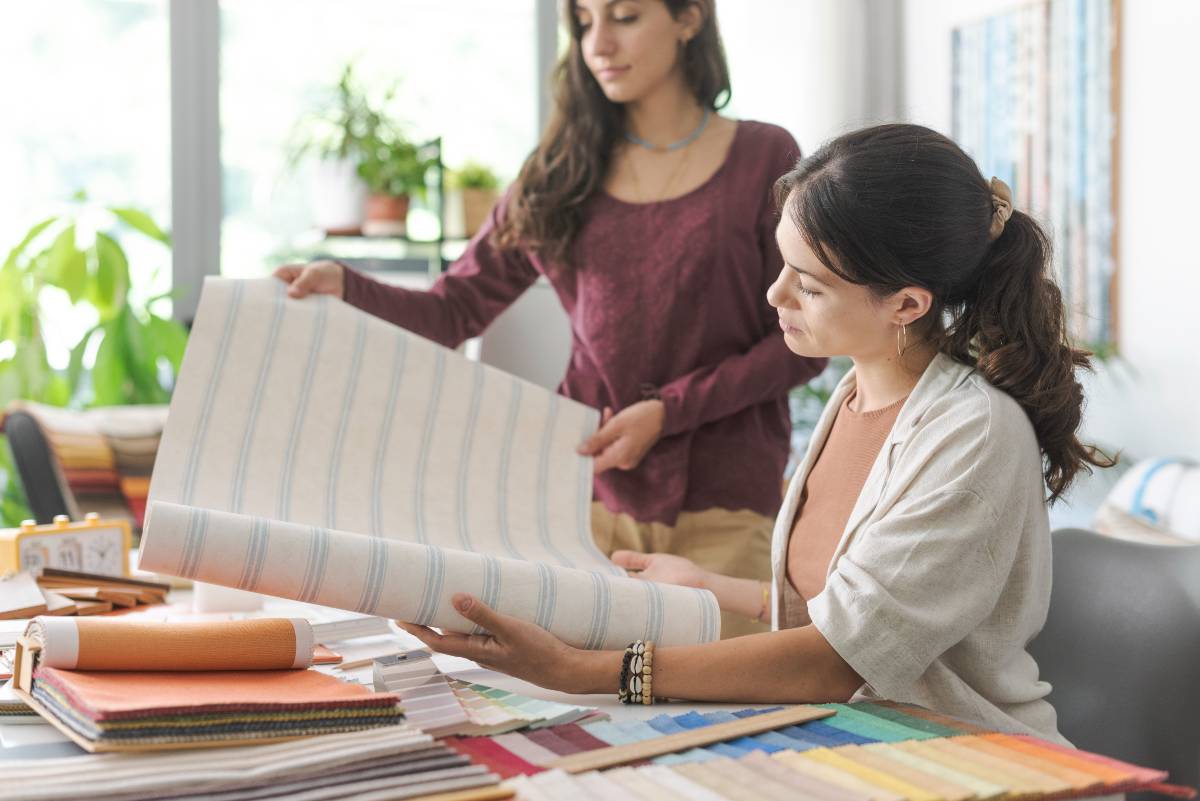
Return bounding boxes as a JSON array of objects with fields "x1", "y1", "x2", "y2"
[
  {"x1": 720, "y1": 0, "x2": 870, "y2": 154},
  {"x1": 901, "y1": 0, "x2": 1200, "y2": 460}
]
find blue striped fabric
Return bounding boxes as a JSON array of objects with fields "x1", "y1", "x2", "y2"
[
  {"x1": 297, "y1": 526, "x2": 330, "y2": 604},
  {"x1": 277, "y1": 298, "x2": 328, "y2": 520},
  {"x1": 370, "y1": 335, "x2": 407, "y2": 538},
  {"x1": 237, "y1": 516, "x2": 271, "y2": 591},
  {"x1": 414, "y1": 544, "x2": 447, "y2": 626},
  {"x1": 230, "y1": 280, "x2": 285, "y2": 513},
  {"x1": 326, "y1": 316, "x2": 368, "y2": 529},
  {"x1": 413, "y1": 349, "x2": 447, "y2": 545},
  {"x1": 356, "y1": 536, "x2": 389, "y2": 615},
  {"x1": 180, "y1": 281, "x2": 244, "y2": 505},
  {"x1": 495, "y1": 379, "x2": 523, "y2": 558},
  {"x1": 535, "y1": 396, "x2": 571, "y2": 567},
  {"x1": 456, "y1": 362, "x2": 486, "y2": 551}
]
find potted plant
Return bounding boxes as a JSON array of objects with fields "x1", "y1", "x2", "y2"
[
  {"x1": 0, "y1": 196, "x2": 188, "y2": 525},
  {"x1": 356, "y1": 128, "x2": 435, "y2": 237},
  {"x1": 287, "y1": 64, "x2": 373, "y2": 235},
  {"x1": 449, "y1": 161, "x2": 501, "y2": 238}
]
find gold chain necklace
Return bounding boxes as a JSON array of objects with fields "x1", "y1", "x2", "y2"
[{"x1": 627, "y1": 142, "x2": 693, "y2": 204}]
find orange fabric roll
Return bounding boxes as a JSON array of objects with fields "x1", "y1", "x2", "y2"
[{"x1": 27, "y1": 617, "x2": 313, "y2": 671}]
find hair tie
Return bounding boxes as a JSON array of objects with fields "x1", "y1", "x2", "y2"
[{"x1": 988, "y1": 177, "x2": 1014, "y2": 241}]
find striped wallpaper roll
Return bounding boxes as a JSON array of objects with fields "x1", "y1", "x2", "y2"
[{"x1": 141, "y1": 278, "x2": 720, "y2": 647}]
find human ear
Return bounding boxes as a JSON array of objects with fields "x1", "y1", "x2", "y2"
[
  {"x1": 676, "y1": 1, "x2": 705, "y2": 43},
  {"x1": 891, "y1": 287, "x2": 934, "y2": 327}
]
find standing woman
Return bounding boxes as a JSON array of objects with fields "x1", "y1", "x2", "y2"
[{"x1": 278, "y1": 0, "x2": 825, "y2": 638}]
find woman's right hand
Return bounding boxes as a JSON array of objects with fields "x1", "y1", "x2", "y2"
[
  {"x1": 611, "y1": 550, "x2": 710, "y2": 589},
  {"x1": 274, "y1": 260, "x2": 346, "y2": 300}
]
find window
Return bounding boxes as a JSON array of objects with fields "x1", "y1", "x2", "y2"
[
  {"x1": 218, "y1": 0, "x2": 540, "y2": 277},
  {"x1": 0, "y1": 0, "x2": 171, "y2": 359}
]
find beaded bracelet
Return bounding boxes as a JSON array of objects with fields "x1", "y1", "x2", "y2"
[{"x1": 618, "y1": 640, "x2": 655, "y2": 705}]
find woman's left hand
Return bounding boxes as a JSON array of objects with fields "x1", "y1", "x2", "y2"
[
  {"x1": 578, "y1": 400, "x2": 666, "y2": 473},
  {"x1": 396, "y1": 594, "x2": 605, "y2": 695}
]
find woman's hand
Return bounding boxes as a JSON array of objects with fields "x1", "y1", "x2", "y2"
[
  {"x1": 274, "y1": 259, "x2": 346, "y2": 300},
  {"x1": 577, "y1": 400, "x2": 665, "y2": 474},
  {"x1": 396, "y1": 594, "x2": 615, "y2": 695},
  {"x1": 614, "y1": 551, "x2": 766, "y2": 619},
  {"x1": 611, "y1": 550, "x2": 709, "y2": 589}
]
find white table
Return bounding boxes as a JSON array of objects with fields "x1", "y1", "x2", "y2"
[{"x1": 0, "y1": 592, "x2": 766, "y2": 751}]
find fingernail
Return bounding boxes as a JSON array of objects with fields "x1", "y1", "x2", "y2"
[{"x1": 454, "y1": 595, "x2": 471, "y2": 612}]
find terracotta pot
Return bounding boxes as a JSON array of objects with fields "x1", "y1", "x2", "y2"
[
  {"x1": 461, "y1": 187, "x2": 498, "y2": 238},
  {"x1": 363, "y1": 193, "x2": 410, "y2": 237}
]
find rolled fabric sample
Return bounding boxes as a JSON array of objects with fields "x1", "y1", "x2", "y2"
[
  {"x1": 140, "y1": 501, "x2": 721, "y2": 650},
  {"x1": 25, "y1": 616, "x2": 313, "y2": 671}
]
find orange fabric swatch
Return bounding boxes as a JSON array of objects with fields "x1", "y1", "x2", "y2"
[
  {"x1": 35, "y1": 665, "x2": 397, "y2": 721},
  {"x1": 37, "y1": 618, "x2": 307, "y2": 671}
]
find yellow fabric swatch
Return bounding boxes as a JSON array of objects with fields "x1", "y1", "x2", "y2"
[
  {"x1": 803, "y1": 747, "x2": 938, "y2": 801},
  {"x1": 774, "y1": 750, "x2": 906, "y2": 801},
  {"x1": 862, "y1": 742, "x2": 1006, "y2": 800},
  {"x1": 839, "y1": 745, "x2": 975, "y2": 801}
]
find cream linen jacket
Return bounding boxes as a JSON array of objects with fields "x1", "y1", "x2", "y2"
[{"x1": 771, "y1": 352, "x2": 1065, "y2": 743}]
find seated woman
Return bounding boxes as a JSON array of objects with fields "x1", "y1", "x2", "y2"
[{"x1": 397, "y1": 123, "x2": 1111, "y2": 742}]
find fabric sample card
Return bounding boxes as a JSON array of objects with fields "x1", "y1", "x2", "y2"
[{"x1": 141, "y1": 278, "x2": 720, "y2": 647}]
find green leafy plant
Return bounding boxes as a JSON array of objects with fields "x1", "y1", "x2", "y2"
[
  {"x1": 357, "y1": 130, "x2": 434, "y2": 199},
  {"x1": 288, "y1": 61, "x2": 434, "y2": 200},
  {"x1": 0, "y1": 197, "x2": 188, "y2": 525},
  {"x1": 449, "y1": 161, "x2": 500, "y2": 191},
  {"x1": 0, "y1": 438, "x2": 31, "y2": 526}
]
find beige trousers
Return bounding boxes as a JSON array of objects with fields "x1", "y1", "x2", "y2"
[{"x1": 591, "y1": 502, "x2": 773, "y2": 639}]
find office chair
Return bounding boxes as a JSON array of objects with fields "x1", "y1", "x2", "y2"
[
  {"x1": 1028, "y1": 528, "x2": 1200, "y2": 794},
  {"x1": 2, "y1": 409, "x2": 76, "y2": 524}
]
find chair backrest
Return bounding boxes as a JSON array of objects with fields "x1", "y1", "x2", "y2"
[
  {"x1": 1029, "y1": 528, "x2": 1200, "y2": 790},
  {"x1": 3, "y1": 410, "x2": 77, "y2": 523}
]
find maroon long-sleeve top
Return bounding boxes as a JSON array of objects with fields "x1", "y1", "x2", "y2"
[{"x1": 344, "y1": 120, "x2": 826, "y2": 525}]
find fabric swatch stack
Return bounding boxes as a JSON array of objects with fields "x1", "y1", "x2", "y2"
[
  {"x1": 3, "y1": 401, "x2": 168, "y2": 529},
  {"x1": 0, "y1": 679, "x2": 35, "y2": 720},
  {"x1": 450, "y1": 702, "x2": 1186, "y2": 801},
  {"x1": 448, "y1": 679, "x2": 602, "y2": 735},
  {"x1": 371, "y1": 650, "x2": 602, "y2": 738},
  {"x1": 0, "y1": 725, "x2": 506, "y2": 801},
  {"x1": 19, "y1": 617, "x2": 404, "y2": 751}
]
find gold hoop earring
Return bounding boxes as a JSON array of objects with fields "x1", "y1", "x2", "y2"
[{"x1": 896, "y1": 323, "x2": 908, "y2": 359}]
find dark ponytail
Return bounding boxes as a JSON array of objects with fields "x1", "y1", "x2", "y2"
[{"x1": 776, "y1": 123, "x2": 1112, "y2": 502}]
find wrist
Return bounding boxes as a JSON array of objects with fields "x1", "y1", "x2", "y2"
[
  {"x1": 707, "y1": 574, "x2": 766, "y2": 619},
  {"x1": 564, "y1": 648, "x2": 623, "y2": 695}
]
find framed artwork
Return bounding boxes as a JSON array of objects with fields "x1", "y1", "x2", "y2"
[{"x1": 953, "y1": 0, "x2": 1121, "y2": 348}]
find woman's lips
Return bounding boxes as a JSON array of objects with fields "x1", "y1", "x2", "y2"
[
  {"x1": 596, "y1": 66, "x2": 630, "y2": 80},
  {"x1": 779, "y1": 318, "x2": 804, "y2": 335}
]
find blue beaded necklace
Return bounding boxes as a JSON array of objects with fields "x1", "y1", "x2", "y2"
[{"x1": 623, "y1": 108, "x2": 712, "y2": 152}]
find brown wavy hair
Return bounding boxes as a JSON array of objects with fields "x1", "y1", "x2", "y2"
[
  {"x1": 492, "y1": 0, "x2": 730, "y2": 268},
  {"x1": 774, "y1": 123, "x2": 1113, "y2": 502}
]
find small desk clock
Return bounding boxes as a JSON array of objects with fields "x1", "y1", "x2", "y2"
[{"x1": 0, "y1": 513, "x2": 130, "y2": 576}]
